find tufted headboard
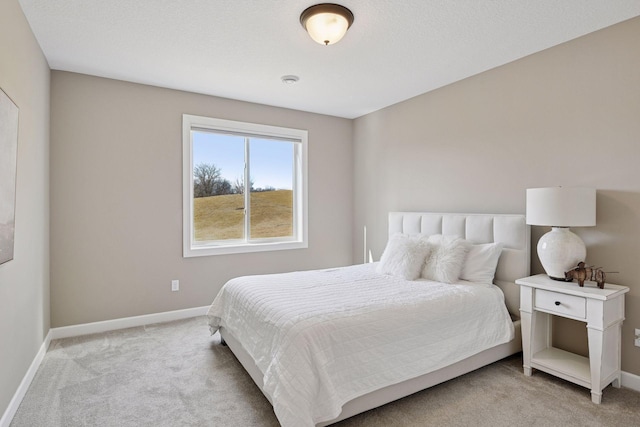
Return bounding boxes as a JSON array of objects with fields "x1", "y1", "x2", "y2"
[{"x1": 388, "y1": 212, "x2": 530, "y2": 317}]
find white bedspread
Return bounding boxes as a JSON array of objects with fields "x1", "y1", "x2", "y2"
[{"x1": 207, "y1": 263, "x2": 514, "y2": 427}]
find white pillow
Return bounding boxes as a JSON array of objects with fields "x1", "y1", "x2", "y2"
[
  {"x1": 460, "y1": 242, "x2": 504, "y2": 284},
  {"x1": 377, "y1": 234, "x2": 430, "y2": 280},
  {"x1": 421, "y1": 234, "x2": 471, "y2": 283}
]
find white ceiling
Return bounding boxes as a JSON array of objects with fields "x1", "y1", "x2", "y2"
[{"x1": 18, "y1": 0, "x2": 640, "y2": 119}]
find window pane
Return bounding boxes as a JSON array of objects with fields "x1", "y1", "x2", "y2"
[
  {"x1": 192, "y1": 131, "x2": 245, "y2": 242},
  {"x1": 249, "y1": 138, "x2": 294, "y2": 239}
]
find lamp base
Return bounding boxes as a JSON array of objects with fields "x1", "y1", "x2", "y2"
[{"x1": 537, "y1": 227, "x2": 586, "y2": 280}]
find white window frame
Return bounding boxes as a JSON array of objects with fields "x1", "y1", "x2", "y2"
[{"x1": 182, "y1": 114, "x2": 308, "y2": 257}]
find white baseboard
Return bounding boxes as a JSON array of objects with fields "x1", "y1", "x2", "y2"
[
  {"x1": 49, "y1": 306, "x2": 210, "y2": 340},
  {"x1": 1, "y1": 306, "x2": 209, "y2": 427},
  {"x1": 621, "y1": 370, "x2": 640, "y2": 393},
  {"x1": 0, "y1": 330, "x2": 52, "y2": 427}
]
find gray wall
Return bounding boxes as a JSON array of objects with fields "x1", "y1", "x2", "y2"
[
  {"x1": 50, "y1": 72, "x2": 353, "y2": 327},
  {"x1": 353, "y1": 17, "x2": 640, "y2": 375},
  {"x1": 0, "y1": 0, "x2": 50, "y2": 418}
]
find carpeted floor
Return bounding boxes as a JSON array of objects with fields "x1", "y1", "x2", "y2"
[{"x1": 10, "y1": 316, "x2": 640, "y2": 426}]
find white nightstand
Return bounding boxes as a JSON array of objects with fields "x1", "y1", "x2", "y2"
[{"x1": 516, "y1": 274, "x2": 629, "y2": 404}]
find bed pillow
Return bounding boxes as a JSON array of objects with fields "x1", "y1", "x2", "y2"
[
  {"x1": 421, "y1": 234, "x2": 471, "y2": 284},
  {"x1": 460, "y1": 242, "x2": 504, "y2": 284},
  {"x1": 377, "y1": 234, "x2": 430, "y2": 280}
]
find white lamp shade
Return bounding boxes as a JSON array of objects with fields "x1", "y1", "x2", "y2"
[{"x1": 526, "y1": 187, "x2": 596, "y2": 227}]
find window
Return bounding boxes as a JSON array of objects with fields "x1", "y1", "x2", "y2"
[{"x1": 182, "y1": 115, "x2": 308, "y2": 256}]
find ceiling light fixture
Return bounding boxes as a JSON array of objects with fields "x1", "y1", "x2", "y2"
[{"x1": 300, "y1": 3, "x2": 354, "y2": 46}]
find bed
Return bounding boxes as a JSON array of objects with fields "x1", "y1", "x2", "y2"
[{"x1": 207, "y1": 212, "x2": 530, "y2": 426}]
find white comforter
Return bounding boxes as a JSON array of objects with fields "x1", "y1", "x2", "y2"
[{"x1": 207, "y1": 263, "x2": 514, "y2": 427}]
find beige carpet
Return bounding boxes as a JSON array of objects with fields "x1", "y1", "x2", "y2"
[{"x1": 11, "y1": 316, "x2": 640, "y2": 426}]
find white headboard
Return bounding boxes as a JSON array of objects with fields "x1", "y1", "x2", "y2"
[{"x1": 388, "y1": 212, "x2": 531, "y2": 317}]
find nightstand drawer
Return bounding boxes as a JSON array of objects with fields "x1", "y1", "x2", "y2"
[{"x1": 535, "y1": 289, "x2": 586, "y2": 319}]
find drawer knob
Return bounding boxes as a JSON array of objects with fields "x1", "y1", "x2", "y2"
[{"x1": 555, "y1": 301, "x2": 561, "y2": 306}]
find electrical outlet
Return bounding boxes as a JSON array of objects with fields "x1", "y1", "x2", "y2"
[
  {"x1": 635, "y1": 329, "x2": 640, "y2": 347},
  {"x1": 171, "y1": 280, "x2": 179, "y2": 292}
]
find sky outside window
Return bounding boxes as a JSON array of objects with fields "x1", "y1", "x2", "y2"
[{"x1": 192, "y1": 131, "x2": 293, "y2": 190}]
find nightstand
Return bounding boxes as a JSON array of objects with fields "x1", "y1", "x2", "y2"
[{"x1": 516, "y1": 274, "x2": 629, "y2": 404}]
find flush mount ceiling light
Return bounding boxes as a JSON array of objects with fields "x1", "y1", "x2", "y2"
[{"x1": 300, "y1": 3, "x2": 354, "y2": 46}]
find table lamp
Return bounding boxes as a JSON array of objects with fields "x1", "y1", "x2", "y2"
[{"x1": 526, "y1": 187, "x2": 596, "y2": 280}]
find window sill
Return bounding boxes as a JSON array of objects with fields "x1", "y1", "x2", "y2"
[{"x1": 184, "y1": 240, "x2": 308, "y2": 257}]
